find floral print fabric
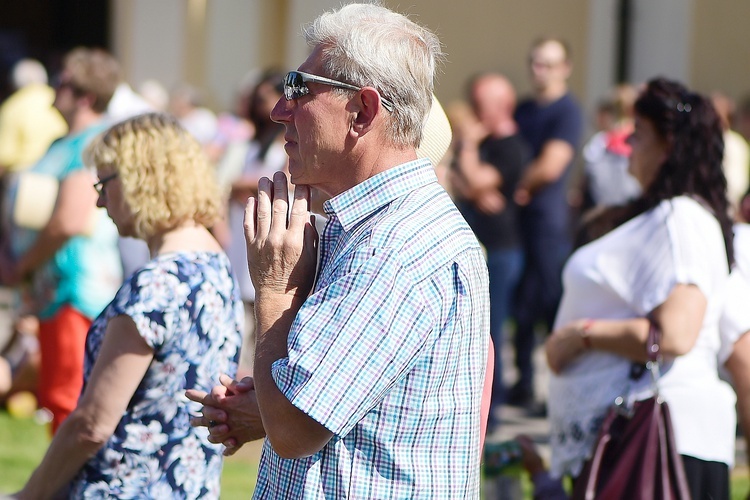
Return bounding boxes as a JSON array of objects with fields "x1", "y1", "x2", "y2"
[{"x1": 69, "y1": 252, "x2": 243, "y2": 499}]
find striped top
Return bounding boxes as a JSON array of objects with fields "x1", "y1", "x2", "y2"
[{"x1": 254, "y1": 159, "x2": 490, "y2": 499}]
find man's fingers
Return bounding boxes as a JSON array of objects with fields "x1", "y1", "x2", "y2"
[
  {"x1": 289, "y1": 184, "x2": 311, "y2": 232},
  {"x1": 185, "y1": 389, "x2": 208, "y2": 405},
  {"x1": 243, "y1": 196, "x2": 257, "y2": 244},
  {"x1": 190, "y1": 416, "x2": 206, "y2": 428},
  {"x1": 236, "y1": 376, "x2": 255, "y2": 391},
  {"x1": 206, "y1": 424, "x2": 231, "y2": 443},
  {"x1": 189, "y1": 411, "x2": 225, "y2": 428},
  {"x1": 271, "y1": 171, "x2": 290, "y2": 234},
  {"x1": 222, "y1": 439, "x2": 241, "y2": 456},
  {"x1": 220, "y1": 373, "x2": 254, "y2": 394},
  {"x1": 209, "y1": 383, "x2": 230, "y2": 401},
  {"x1": 202, "y1": 406, "x2": 228, "y2": 423},
  {"x1": 219, "y1": 373, "x2": 240, "y2": 394},
  {"x1": 254, "y1": 177, "x2": 273, "y2": 242}
]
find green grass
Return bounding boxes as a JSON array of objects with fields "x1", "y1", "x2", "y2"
[
  {"x1": 0, "y1": 409, "x2": 260, "y2": 498},
  {"x1": 0, "y1": 410, "x2": 49, "y2": 492},
  {"x1": 1, "y1": 409, "x2": 748, "y2": 499}
]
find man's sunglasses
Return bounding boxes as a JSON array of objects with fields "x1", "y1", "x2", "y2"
[{"x1": 283, "y1": 70, "x2": 394, "y2": 113}]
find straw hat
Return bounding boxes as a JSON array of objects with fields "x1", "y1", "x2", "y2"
[{"x1": 416, "y1": 94, "x2": 453, "y2": 167}]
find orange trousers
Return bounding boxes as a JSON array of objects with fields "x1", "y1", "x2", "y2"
[{"x1": 38, "y1": 306, "x2": 91, "y2": 434}]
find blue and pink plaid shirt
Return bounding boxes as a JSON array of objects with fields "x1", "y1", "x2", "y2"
[{"x1": 253, "y1": 159, "x2": 490, "y2": 499}]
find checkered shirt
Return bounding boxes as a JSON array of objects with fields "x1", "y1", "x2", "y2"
[{"x1": 253, "y1": 159, "x2": 490, "y2": 499}]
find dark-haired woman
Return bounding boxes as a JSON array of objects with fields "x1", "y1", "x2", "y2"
[{"x1": 545, "y1": 78, "x2": 734, "y2": 499}]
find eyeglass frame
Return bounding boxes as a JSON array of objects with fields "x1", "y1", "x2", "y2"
[
  {"x1": 283, "y1": 70, "x2": 395, "y2": 113},
  {"x1": 93, "y1": 173, "x2": 118, "y2": 195}
]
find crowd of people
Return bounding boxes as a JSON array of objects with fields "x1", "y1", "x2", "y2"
[{"x1": 0, "y1": 2, "x2": 749, "y2": 498}]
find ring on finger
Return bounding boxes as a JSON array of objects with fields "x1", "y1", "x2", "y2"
[{"x1": 208, "y1": 420, "x2": 218, "y2": 428}]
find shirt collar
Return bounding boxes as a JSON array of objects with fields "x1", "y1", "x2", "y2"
[{"x1": 323, "y1": 158, "x2": 436, "y2": 232}]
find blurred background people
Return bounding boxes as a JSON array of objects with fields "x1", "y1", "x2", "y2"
[
  {"x1": 15, "y1": 112, "x2": 242, "y2": 498},
  {"x1": 580, "y1": 84, "x2": 641, "y2": 210},
  {"x1": 169, "y1": 83, "x2": 218, "y2": 146},
  {"x1": 712, "y1": 91, "x2": 750, "y2": 217},
  {"x1": 0, "y1": 47, "x2": 123, "y2": 434},
  {"x1": 105, "y1": 80, "x2": 152, "y2": 125},
  {"x1": 138, "y1": 79, "x2": 170, "y2": 113},
  {"x1": 735, "y1": 95, "x2": 750, "y2": 146},
  {"x1": 510, "y1": 37, "x2": 584, "y2": 409},
  {"x1": 0, "y1": 59, "x2": 67, "y2": 175},
  {"x1": 0, "y1": 314, "x2": 39, "y2": 407},
  {"x1": 545, "y1": 78, "x2": 735, "y2": 500},
  {"x1": 450, "y1": 72, "x2": 529, "y2": 431},
  {"x1": 214, "y1": 69, "x2": 287, "y2": 377},
  {"x1": 205, "y1": 71, "x2": 257, "y2": 166}
]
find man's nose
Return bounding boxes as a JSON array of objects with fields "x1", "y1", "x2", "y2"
[{"x1": 270, "y1": 97, "x2": 292, "y2": 124}]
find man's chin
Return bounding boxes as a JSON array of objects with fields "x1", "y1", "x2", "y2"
[{"x1": 288, "y1": 163, "x2": 305, "y2": 185}]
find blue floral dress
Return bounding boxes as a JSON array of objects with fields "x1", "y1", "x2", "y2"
[{"x1": 68, "y1": 251, "x2": 244, "y2": 499}]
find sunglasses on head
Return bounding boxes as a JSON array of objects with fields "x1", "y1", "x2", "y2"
[{"x1": 282, "y1": 70, "x2": 394, "y2": 112}]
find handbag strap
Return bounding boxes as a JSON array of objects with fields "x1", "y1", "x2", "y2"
[{"x1": 628, "y1": 321, "x2": 662, "y2": 382}]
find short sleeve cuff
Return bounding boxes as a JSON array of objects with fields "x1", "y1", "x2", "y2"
[
  {"x1": 270, "y1": 357, "x2": 347, "y2": 435},
  {"x1": 270, "y1": 357, "x2": 296, "y2": 396},
  {"x1": 636, "y1": 267, "x2": 711, "y2": 317},
  {"x1": 271, "y1": 358, "x2": 357, "y2": 436}
]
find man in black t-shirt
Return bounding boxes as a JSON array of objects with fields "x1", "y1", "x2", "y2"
[{"x1": 451, "y1": 73, "x2": 530, "y2": 430}]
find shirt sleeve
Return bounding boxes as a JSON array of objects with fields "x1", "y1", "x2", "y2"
[
  {"x1": 270, "y1": 247, "x2": 435, "y2": 437},
  {"x1": 548, "y1": 97, "x2": 583, "y2": 149}
]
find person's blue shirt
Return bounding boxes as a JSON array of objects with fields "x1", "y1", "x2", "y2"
[
  {"x1": 514, "y1": 92, "x2": 583, "y2": 236},
  {"x1": 253, "y1": 159, "x2": 490, "y2": 499}
]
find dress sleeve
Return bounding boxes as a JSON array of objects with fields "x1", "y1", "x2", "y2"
[
  {"x1": 270, "y1": 247, "x2": 436, "y2": 437},
  {"x1": 111, "y1": 263, "x2": 189, "y2": 349}
]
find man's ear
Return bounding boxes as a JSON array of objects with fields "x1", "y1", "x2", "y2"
[{"x1": 351, "y1": 87, "x2": 384, "y2": 134}]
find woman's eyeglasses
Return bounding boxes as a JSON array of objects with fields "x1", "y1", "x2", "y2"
[
  {"x1": 93, "y1": 173, "x2": 118, "y2": 195},
  {"x1": 282, "y1": 70, "x2": 394, "y2": 112}
]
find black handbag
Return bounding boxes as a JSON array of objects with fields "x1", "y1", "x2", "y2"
[{"x1": 572, "y1": 322, "x2": 691, "y2": 500}]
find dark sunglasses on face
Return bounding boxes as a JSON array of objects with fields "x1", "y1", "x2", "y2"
[{"x1": 282, "y1": 70, "x2": 394, "y2": 112}]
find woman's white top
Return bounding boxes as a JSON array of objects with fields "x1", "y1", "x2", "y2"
[
  {"x1": 719, "y1": 223, "x2": 750, "y2": 365},
  {"x1": 549, "y1": 196, "x2": 736, "y2": 478}
]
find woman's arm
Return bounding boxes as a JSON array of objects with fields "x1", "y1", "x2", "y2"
[
  {"x1": 725, "y1": 332, "x2": 750, "y2": 474},
  {"x1": 17, "y1": 315, "x2": 153, "y2": 499},
  {"x1": 546, "y1": 284, "x2": 706, "y2": 374}
]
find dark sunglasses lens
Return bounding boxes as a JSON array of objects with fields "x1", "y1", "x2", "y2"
[{"x1": 284, "y1": 72, "x2": 306, "y2": 100}]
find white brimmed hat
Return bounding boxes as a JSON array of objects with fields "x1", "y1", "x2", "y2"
[{"x1": 416, "y1": 94, "x2": 452, "y2": 167}]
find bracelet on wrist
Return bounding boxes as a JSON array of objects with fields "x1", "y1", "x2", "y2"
[{"x1": 580, "y1": 319, "x2": 595, "y2": 349}]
